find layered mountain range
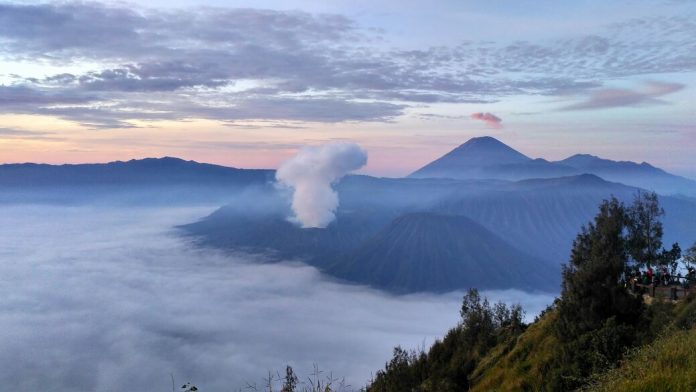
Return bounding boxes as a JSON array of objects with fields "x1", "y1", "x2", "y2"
[
  {"x1": 180, "y1": 137, "x2": 696, "y2": 293},
  {"x1": 410, "y1": 136, "x2": 696, "y2": 196},
  {"x1": 5, "y1": 137, "x2": 696, "y2": 293}
]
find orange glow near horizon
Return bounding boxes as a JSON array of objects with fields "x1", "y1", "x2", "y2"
[
  {"x1": 0, "y1": 114, "x2": 459, "y2": 175},
  {"x1": 2, "y1": 113, "x2": 696, "y2": 179}
]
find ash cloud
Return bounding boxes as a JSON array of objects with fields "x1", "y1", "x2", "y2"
[{"x1": 276, "y1": 142, "x2": 368, "y2": 228}]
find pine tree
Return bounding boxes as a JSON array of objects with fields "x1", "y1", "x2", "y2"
[
  {"x1": 626, "y1": 191, "x2": 664, "y2": 268},
  {"x1": 551, "y1": 197, "x2": 644, "y2": 390}
]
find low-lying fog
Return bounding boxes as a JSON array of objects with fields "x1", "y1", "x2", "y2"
[{"x1": 0, "y1": 205, "x2": 556, "y2": 391}]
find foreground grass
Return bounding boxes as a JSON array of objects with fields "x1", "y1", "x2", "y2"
[
  {"x1": 467, "y1": 296, "x2": 696, "y2": 392},
  {"x1": 586, "y1": 327, "x2": 696, "y2": 392}
]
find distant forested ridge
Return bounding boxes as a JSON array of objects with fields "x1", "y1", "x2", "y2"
[{"x1": 0, "y1": 157, "x2": 273, "y2": 205}]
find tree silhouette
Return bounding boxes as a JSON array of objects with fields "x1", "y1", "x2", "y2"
[
  {"x1": 552, "y1": 197, "x2": 645, "y2": 390},
  {"x1": 626, "y1": 191, "x2": 664, "y2": 268}
]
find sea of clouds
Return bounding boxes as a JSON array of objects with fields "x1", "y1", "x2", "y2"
[{"x1": 0, "y1": 205, "x2": 555, "y2": 391}]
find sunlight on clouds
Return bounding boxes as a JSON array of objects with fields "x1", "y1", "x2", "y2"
[
  {"x1": 0, "y1": 59, "x2": 105, "y2": 84},
  {"x1": 0, "y1": 114, "x2": 84, "y2": 132}
]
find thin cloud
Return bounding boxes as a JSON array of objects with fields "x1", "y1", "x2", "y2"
[
  {"x1": 471, "y1": 112, "x2": 503, "y2": 128},
  {"x1": 0, "y1": 127, "x2": 63, "y2": 141},
  {"x1": 561, "y1": 81, "x2": 685, "y2": 110},
  {"x1": 0, "y1": 127, "x2": 46, "y2": 136}
]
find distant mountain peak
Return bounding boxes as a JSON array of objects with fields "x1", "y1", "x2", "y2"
[
  {"x1": 566, "y1": 153, "x2": 600, "y2": 160},
  {"x1": 125, "y1": 156, "x2": 189, "y2": 164},
  {"x1": 410, "y1": 136, "x2": 530, "y2": 178},
  {"x1": 462, "y1": 136, "x2": 505, "y2": 146},
  {"x1": 451, "y1": 136, "x2": 526, "y2": 156}
]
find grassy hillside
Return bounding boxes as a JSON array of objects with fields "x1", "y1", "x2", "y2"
[
  {"x1": 586, "y1": 328, "x2": 696, "y2": 392},
  {"x1": 367, "y1": 295, "x2": 696, "y2": 392},
  {"x1": 467, "y1": 296, "x2": 696, "y2": 392},
  {"x1": 585, "y1": 297, "x2": 696, "y2": 392},
  {"x1": 468, "y1": 309, "x2": 558, "y2": 391}
]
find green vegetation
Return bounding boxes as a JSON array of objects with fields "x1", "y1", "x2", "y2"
[
  {"x1": 367, "y1": 192, "x2": 696, "y2": 392},
  {"x1": 549, "y1": 197, "x2": 646, "y2": 390},
  {"x1": 468, "y1": 308, "x2": 558, "y2": 391},
  {"x1": 590, "y1": 328, "x2": 696, "y2": 392},
  {"x1": 586, "y1": 297, "x2": 696, "y2": 392},
  {"x1": 368, "y1": 288, "x2": 526, "y2": 392}
]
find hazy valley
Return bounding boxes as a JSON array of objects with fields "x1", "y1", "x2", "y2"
[{"x1": 2, "y1": 136, "x2": 696, "y2": 389}]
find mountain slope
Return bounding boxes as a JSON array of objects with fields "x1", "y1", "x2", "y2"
[{"x1": 328, "y1": 212, "x2": 557, "y2": 292}]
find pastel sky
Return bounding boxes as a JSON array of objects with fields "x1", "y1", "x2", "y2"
[{"x1": 1, "y1": 0, "x2": 695, "y2": 177}]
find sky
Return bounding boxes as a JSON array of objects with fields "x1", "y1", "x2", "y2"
[{"x1": 0, "y1": 0, "x2": 695, "y2": 177}]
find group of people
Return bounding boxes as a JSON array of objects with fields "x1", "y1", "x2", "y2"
[{"x1": 627, "y1": 265, "x2": 696, "y2": 289}]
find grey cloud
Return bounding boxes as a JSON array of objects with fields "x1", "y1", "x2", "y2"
[
  {"x1": 458, "y1": 16, "x2": 696, "y2": 79},
  {"x1": 561, "y1": 81, "x2": 685, "y2": 110},
  {"x1": 0, "y1": 2, "x2": 147, "y2": 58},
  {"x1": 222, "y1": 98, "x2": 406, "y2": 122},
  {"x1": 0, "y1": 3, "x2": 695, "y2": 127},
  {"x1": 74, "y1": 64, "x2": 230, "y2": 92},
  {"x1": 0, "y1": 85, "x2": 95, "y2": 106},
  {"x1": 396, "y1": 15, "x2": 696, "y2": 87},
  {"x1": 0, "y1": 127, "x2": 64, "y2": 141},
  {"x1": 0, "y1": 3, "x2": 408, "y2": 126},
  {"x1": 9, "y1": 93, "x2": 406, "y2": 129}
]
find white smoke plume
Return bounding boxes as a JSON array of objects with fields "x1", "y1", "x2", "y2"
[{"x1": 276, "y1": 142, "x2": 368, "y2": 228}]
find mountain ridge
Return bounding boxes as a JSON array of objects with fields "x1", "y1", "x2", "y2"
[
  {"x1": 410, "y1": 136, "x2": 696, "y2": 195},
  {"x1": 0, "y1": 156, "x2": 274, "y2": 187}
]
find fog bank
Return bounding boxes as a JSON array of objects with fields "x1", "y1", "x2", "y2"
[{"x1": 0, "y1": 205, "x2": 555, "y2": 391}]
